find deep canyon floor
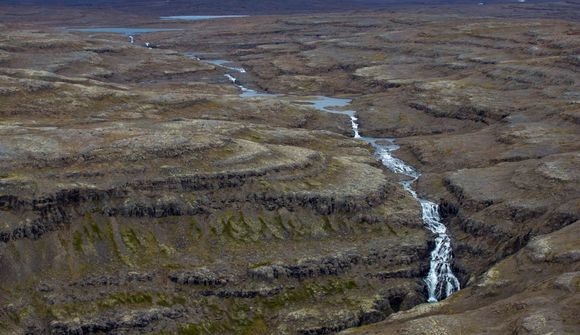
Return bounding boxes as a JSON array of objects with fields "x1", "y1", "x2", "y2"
[{"x1": 0, "y1": 2, "x2": 579, "y2": 334}]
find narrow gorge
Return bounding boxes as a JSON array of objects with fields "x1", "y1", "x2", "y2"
[{"x1": 222, "y1": 63, "x2": 461, "y2": 303}]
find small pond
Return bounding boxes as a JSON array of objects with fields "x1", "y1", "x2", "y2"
[
  {"x1": 160, "y1": 15, "x2": 248, "y2": 21},
  {"x1": 69, "y1": 28, "x2": 181, "y2": 35}
]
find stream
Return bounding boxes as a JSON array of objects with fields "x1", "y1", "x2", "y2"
[{"x1": 213, "y1": 59, "x2": 460, "y2": 302}]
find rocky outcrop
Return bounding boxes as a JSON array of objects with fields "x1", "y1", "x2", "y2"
[
  {"x1": 248, "y1": 252, "x2": 362, "y2": 280},
  {"x1": 49, "y1": 306, "x2": 185, "y2": 335},
  {"x1": 70, "y1": 272, "x2": 154, "y2": 288},
  {"x1": 249, "y1": 246, "x2": 428, "y2": 281},
  {"x1": 169, "y1": 268, "x2": 229, "y2": 286}
]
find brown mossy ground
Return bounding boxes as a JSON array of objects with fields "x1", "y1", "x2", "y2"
[{"x1": 1, "y1": 2, "x2": 579, "y2": 334}]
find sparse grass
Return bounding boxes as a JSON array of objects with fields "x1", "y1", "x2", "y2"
[
  {"x1": 369, "y1": 53, "x2": 387, "y2": 62},
  {"x1": 305, "y1": 180, "x2": 323, "y2": 188},
  {"x1": 98, "y1": 292, "x2": 153, "y2": 309},
  {"x1": 121, "y1": 228, "x2": 142, "y2": 253},
  {"x1": 249, "y1": 260, "x2": 273, "y2": 269},
  {"x1": 72, "y1": 230, "x2": 84, "y2": 253},
  {"x1": 0, "y1": 172, "x2": 27, "y2": 180},
  {"x1": 322, "y1": 216, "x2": 334, "y2": 232},
  {"x1": 105, "y1": 220, "x2": 123, "y2": 262},
  {"x1": 85, "y1": 213, "x2": 103, "y2": 240},
  {"x1": 478, "y1": 81, "x2": 500, "y2": 90},
  {"x1": 189, "y1": 218, "x2": 202, "y2": 236},
  {"x1": 176, "y1": 308, "x2": 268, "y2": 335},
  {"x1": 178, "y1": 320, "x2": 228, "y2": 335},
  {"x1": 263, "y1": 279, "x2": 358, "y2": 309},
  {"x1": 259, "y1": 179, "x2": 271, "y2": 191},
  {"x1": 156, "y1": 293, "x2": 187, "y2": 307},
  {"x1": 241, "y1": 317, "x2": 268, "y2": 335}
]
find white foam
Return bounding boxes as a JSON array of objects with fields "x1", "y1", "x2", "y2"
[{"x1": 367, "y1": 138, "x2": 460, "y2": 302}]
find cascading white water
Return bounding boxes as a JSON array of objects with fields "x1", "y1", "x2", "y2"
[
  {"x1": 298, "y1": 103, "x2": 460, "y2": 302},
  {"x1": 351, "y1": 115, "x2": 361, "y2": 139},
  {"x1": 420, "y1": 200, "x2": 461, "y2": 301},
  {"x1": 369, "y1": 138, "x2": 460, "y2": 302},
  {"x1": 214, "y1": 64, "x2": 460, "y2": 302}
]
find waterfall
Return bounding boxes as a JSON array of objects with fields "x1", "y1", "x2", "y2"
[
  {"x1": 210, "y1": 60, "x2": 460, "y2": 302},
  {"x1": 370, "y1": 137, "x2": 460, "y2": 302},
  {"x1": 301, "y1": 103, "x2": 461, "y2": 302},
  {"x1": 420, "y1": 200, "x2": 461, "y2": 301}
]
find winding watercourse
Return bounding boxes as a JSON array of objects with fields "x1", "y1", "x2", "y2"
[
  {"x1": 63, "y1": 23, "x2": 462, "y2": 300},
  {"x1": 195, "y1": 55, "x2": 461, "y2": 302}
]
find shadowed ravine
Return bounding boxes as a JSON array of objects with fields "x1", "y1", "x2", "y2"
[{"x1": 220, "y1": 62, "x2": 460, "y2": 303}]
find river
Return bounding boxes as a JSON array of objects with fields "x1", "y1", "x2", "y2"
[{"x1": 210, "y1": 58, "x2": 461, "y2": 302}]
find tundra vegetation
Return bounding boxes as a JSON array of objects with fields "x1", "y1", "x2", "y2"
[{"x1": 0, "y1": 1, "x2": 578, "y2": 334}]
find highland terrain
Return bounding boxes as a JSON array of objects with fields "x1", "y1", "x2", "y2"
[{"x1": 0, "y1": 1, "x2": 578, "y2": 334}]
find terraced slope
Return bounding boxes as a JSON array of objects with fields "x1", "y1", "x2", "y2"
[
  {"x1": 0, "y1": 28, "x2": 431, "y2": 334},
  {"x1": 0, "y1": 3, "x2": 578, "y2": 334}
]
